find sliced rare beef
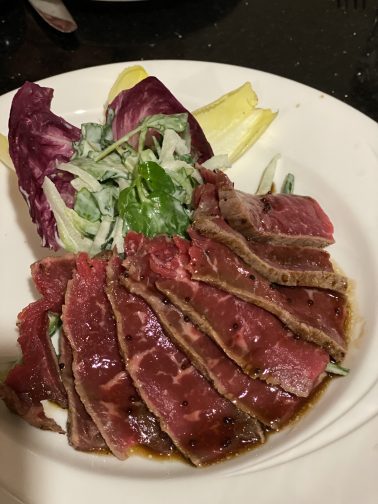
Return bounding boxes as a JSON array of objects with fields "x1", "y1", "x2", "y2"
[
  {"x1": 31, "y1": 254, "x2": 110, "y2": 450},
  {"x1": 188, "y1": 230, "x2": 348, "y2": 361},
  {"x1": 31, "y1": 255, "x2": 76, "y2": 312},
  {"x1": 121, "y1": 232, "x2": 306, "y2": 429},
  {"x1": 214, "y1": 171, "x2": 334, "y2": 247},
  {"x1": 106, "y1": 253, "x2": 264, "y2": 466},
  {"x1": 193, "y1": 183, "x2": 348, "y2": 292},
  {"x1": 1, "y1": 256, "x2": 80, "y2": 431},
  {"x1": 148, "y1": 236, "x2": 329, "y2": 397},
  {"x1": 62, "y1": 253, "x2": 174, "y2": 460},
  {"x1": 59, "y1": 333, "x2": 108, "y2": 453},
  {"x1": 0, "y1": 381, "x2": 63, "y2": 433},
  {"x1": 2, "y1": 299, "x2": 67, "y2": 432}
]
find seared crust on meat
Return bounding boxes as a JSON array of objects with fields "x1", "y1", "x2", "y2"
[
  {"x1": 191, "y1": 271, "x2": 346, "y2": 362},
  {"x1": 216, "y1": 169, "x2": 335, "y2": 248},
  {"x1": 194, "y1": 216, "x2": 348, "y2": 293}
]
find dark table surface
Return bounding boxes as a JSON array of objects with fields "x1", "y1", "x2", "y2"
[{"x1": 0, "y1": 0, "x2": 377, "y2": 122}]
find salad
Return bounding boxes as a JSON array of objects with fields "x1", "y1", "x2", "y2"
[{"x1": 5, "y1": 66, "x2": 276, "y2": 256}]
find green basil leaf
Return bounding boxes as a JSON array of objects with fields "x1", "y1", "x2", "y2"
[{"x1": 138, "y1": 161, "x2": 175, "y2": 194}]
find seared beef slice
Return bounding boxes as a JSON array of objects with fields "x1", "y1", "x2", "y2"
[
  {"x1": 59, "y1": 333, "x2": 108, "y2": 452},
  {"x1": 149, "y1": 236, "x2": 329, "y2": 397},
  {"x1": 0, "y1": 255, "x2": 76, "y2": 431},
  {"x1": 193, "y1": 183, "x2": 347, "y2": 292},
  {"x1": 188, "y1": 230, "x2": 347, "y2": 361},
  {"x1": 62, "y1": 253, "x2": 173, "y2": 459},
  {"x1": 107, "y1": 253, "x2": 264, "y2": 466},
  {"x1": 121, "y1": 231, "x2": 306, "y2": 429},
  {"x1": 215, "y1": 171, "x2": 334, "y2": 247}
]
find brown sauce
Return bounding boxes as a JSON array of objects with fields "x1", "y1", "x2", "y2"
[
  {"x1": 108, "y1": 374, "x2": 339, "y2": 467},
  {"x1": 125, "y1": 284, "x2": 356, "y2": 466},
  {"x1": 51, "y1": 289, "x2": 355, "y2": 467},
  {"x1": 128, "y1": 445, "x2": 183, "y2": 462},
  {"x1": 44, "y1": 260, "x2": 358, "y2": 467}
]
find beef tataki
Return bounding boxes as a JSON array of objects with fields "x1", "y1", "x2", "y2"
[
  {"x1": 193, "y1": 183, "x2": 348, "y2": 293},
  {"x1": 215, "y1": 171, "x2": 334, "y2": 247},
  {"x1": 107, "y1": 254, "x2": 264, "y2": 466},
  {"x1": 188, "y1": 230, "x2": 348, "y2": 361},
  {"x1": 121, "y1": 232, "x2": 306, "y2": 429},
  {"x1": 2, "y1": 299, "x2": 67, "y2": 432},
  {"x1": 62, "y1": 253, "x2": 174, "y2": 460},
  {"x1": 31, "y1": 255, "x2": 76, "y2": 312},
  {"x1": 1, "y1": 256, "x2": 78, "y2": 432},
  {"x1": 59, "y1": 333, "x2": 108, "y2": 453},
  {"x1": 134, "y1": 234, "x2": 330, "y2": 397}
]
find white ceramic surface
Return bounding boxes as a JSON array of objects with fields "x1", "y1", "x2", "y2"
[{"x1": 0, "y1": 60, "x2": 377, "y2": 504}]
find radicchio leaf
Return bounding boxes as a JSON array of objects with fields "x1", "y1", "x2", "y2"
[
  {"x1": 107, "y1": 76, "x2": 213, "y2": 164},
  {"x1": 8, "y1": 82, "x2": 80, "y2": 250}
]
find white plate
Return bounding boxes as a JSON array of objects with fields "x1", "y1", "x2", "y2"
[{"x1": 0, "y1": 60, "x2": 377, "y2": 504}]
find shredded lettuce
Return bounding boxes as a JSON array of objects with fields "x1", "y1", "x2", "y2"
[
  {"x1": 42, "y1": 112, "x2": 208, "y2": 254},
  {"x1": 93, "y1": 186, "x2": 118, "y2": 218},
  {"x1": 255, "y1": 155, "x2": 280, "y2": 195},
  {"x1": 326, "y1": 362, "x2": 350, "y2": 376},
  {"x1": 89, "y1": 216, "x2": 114, "y2": 256},
  {"x1": 68, "y1": 155, "x2": 132, "y2": 182},
  {"x1": 168, "y1": 166, "x2": 202, "y2": 206},
  {"x1": 281, "y1": 173, "x2": 295, "y2": 194},
  {"x1": 58, "y1": 162, "x2": 103, "y2": 193},
  {"x1": 42, "y1": 177, "x2": 93, "y2": 252},
  {"x1": 74, "y1": 188, "x2": 101, "y2": 222},
  {"x1": 202, "y1": 154, "x2": 231, "y2": 171},
  {"x1": 95, "y1": 113, "x2": 188, "y2": 162},
  {"x1": 48, "y1": 312, "x2": 61, "y2": 337},
  {"x1": 159, "y1": 129, "x2": 190, "y2": 165},
  {"x1": 73, "y1": 122, "x2": 113, "y2": 157}
]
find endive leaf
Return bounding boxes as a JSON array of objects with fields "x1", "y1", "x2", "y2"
[
  {"x1": 107, "y1": 65, "x2": 149, "y2": 104},
  {"x1": 0, "y1": 132, "x2": 14, "y2": 170},
  {"x1": 193, "y1": 82, "x2": 277, "y2": 163}
]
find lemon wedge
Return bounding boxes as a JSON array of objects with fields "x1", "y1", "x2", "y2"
[
  {"x1": 193, "y1": 82, "x2": 277, "y2": 163},
  {"x1": 0, "y1": 133, "x2": 14, "y2": 170},
  {"x1": 107, "y1": 65, "x2": 149, "y2": 104}
]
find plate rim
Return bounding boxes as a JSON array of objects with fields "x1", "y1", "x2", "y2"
[{"x1": 0, "y1": 59, "x2": 378, "y2": 504}]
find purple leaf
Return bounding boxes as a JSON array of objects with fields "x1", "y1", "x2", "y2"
[
  {"x1": 8, "y1": 82, "x2": 80, "y2": 250},
  {"x1": 108, "y1": 76, "x2": 213, "y2": 163}
]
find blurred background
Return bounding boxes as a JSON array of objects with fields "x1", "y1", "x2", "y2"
[{"x1": 0, "y1": 0, "x2": 377, "y2": 120}]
